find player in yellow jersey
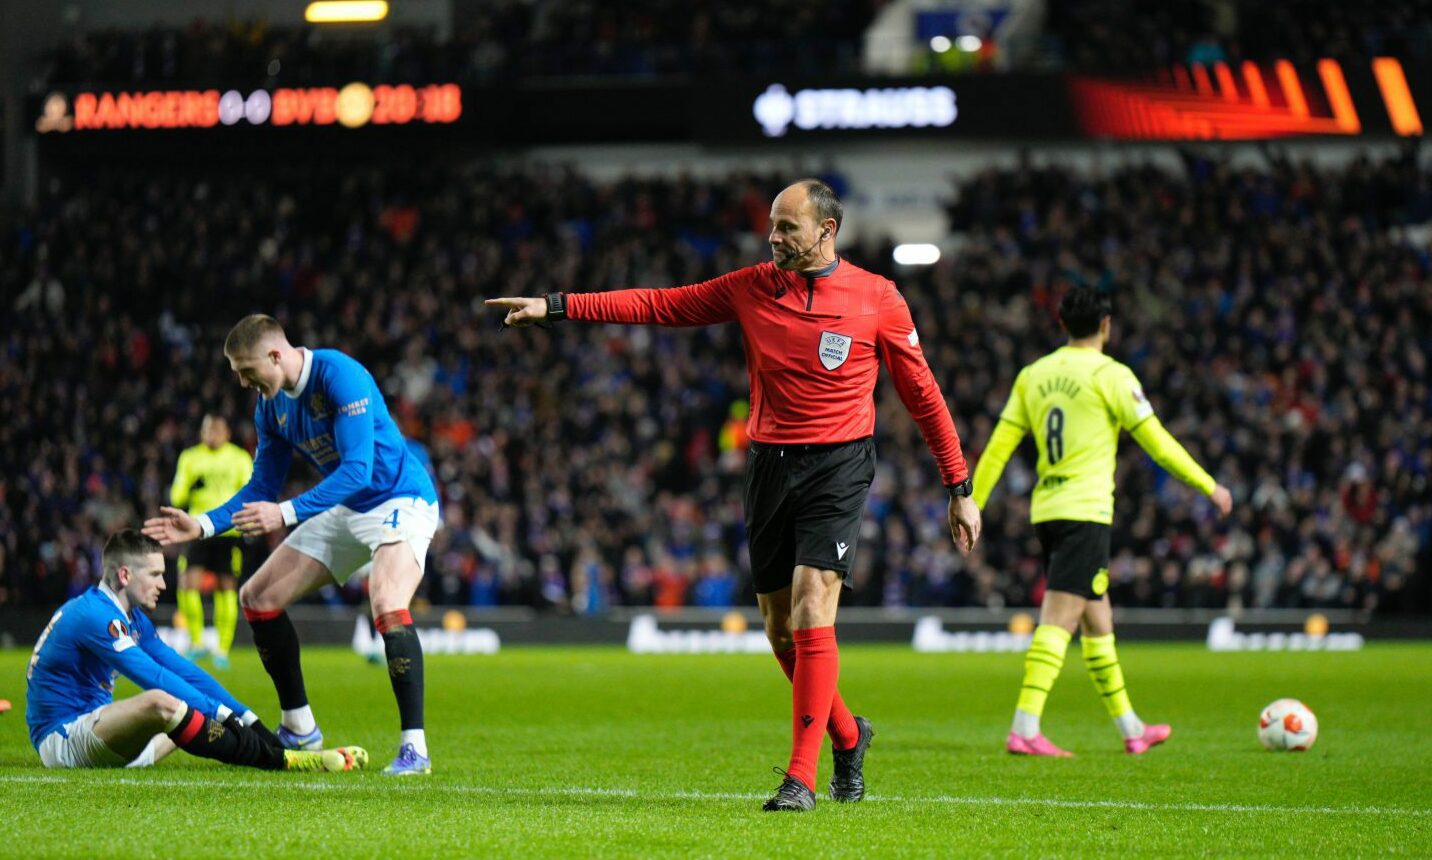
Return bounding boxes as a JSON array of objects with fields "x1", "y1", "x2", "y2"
[
  {"x1": 973, "y1": 287, "x2": 1232, "y2": 756},
  {"x1": 170, "y1": 415, "x2": 254, "y2": 669}
]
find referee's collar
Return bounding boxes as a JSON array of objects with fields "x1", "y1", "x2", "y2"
[
  {"x1": 804, "y1": 256, "x2": 840, "y2": 278},
  {"x1": 282, "y1": 348, "x2": 313, "y2": 400}
]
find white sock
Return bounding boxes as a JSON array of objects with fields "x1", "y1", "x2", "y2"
[
  {"x1": 281, "y1": 705, "x2": 317, "y2": 735},
  {"x1": 1012, "y1": 709, "x2": 1041, "y2": 740},
  {"x1": 401, "y1": 729, "x2": 428, "y2": 758},
  {"x1": 1115, "y1": 712, "x2": 1146, "y2": 740}
]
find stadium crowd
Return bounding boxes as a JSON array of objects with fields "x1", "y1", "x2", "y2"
[
  {"x1": 32, "y1": 0, "x2": 1432, "y2": 89},
  {"x1": 35, "y1": 1, "x2": 878, "y2": 88},
  {"x1": 1048, "y1": 0, "x2": 1432, "y2": 74},
  {"x1": 1, "y1": 148, "x2": 1428, "y2": 615}
]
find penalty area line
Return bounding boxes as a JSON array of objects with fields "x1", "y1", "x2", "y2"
[{"x1": 0, "y1": 774, "x2": 1426, "y2": 818}]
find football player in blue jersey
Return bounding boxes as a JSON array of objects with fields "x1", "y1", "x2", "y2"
[
  {"x1": 144, "y1": 315, "x2": 441, "y2": 775},
  {"x1": 26, "y1": 529, "x2": 365, "y2": 772}
]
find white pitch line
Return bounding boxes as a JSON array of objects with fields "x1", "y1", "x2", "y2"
[{"x1": 0, "y1": 774, "x2": 1427, "y2": 819}]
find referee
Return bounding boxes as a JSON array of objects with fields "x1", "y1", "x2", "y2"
[
  {"x1": 170, "y1": 414, "x2": 253, "y2": 670},
  {"x1": 488, "y1": 179, "x2": 980, "y2": 811}
]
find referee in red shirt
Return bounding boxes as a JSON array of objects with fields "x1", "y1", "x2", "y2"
[{"x1": 488, "y1": 179, "x2": 981, "y2": 811}]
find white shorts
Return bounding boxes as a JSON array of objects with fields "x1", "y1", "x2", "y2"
[
  {"x1": 37, "y1": 706, "x2": 163, "y2": 769},
  {"x1": 284, "y1": 497, "x2": 440, "y2": 584}
]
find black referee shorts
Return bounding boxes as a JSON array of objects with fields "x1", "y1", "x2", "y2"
[
  {"x1": 181, "y1": 537, "x2": 245, "y2": 578},
  {"x1": 1034, "y1": 520, "x2": 1111, "y2": 600},
  {"x1": 744, "y1": 437, "x2": 875, "y2": 595}
]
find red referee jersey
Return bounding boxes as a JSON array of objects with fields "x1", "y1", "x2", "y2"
[{"x1": 566, "y1": 258, "x2": 969, "y2": 485}]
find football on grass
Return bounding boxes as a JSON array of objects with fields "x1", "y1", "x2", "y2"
[{"x1": 1258, "y1": 698, "x2": 1319, "y2": 751}]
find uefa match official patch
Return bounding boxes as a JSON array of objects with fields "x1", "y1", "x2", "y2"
[{"x1": 819, "y1": 331, "x2": 853, "y2": 370}]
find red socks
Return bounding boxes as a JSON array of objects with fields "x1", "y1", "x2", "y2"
[
  {"x1": 785, "y1": 626, "x2": 845, "y2": 792},
  {"x1": 775, "y1": 645, "x2": 860, "y2": 752}
]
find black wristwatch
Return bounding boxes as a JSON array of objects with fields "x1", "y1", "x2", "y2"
[
  {"x1": 545, "y1": 292, "x2": 567, "y2": 321},
  {"x1": 946, "y1": 478, "x2": 974, "y2": 498}
]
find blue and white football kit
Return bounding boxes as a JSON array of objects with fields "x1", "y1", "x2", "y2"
[
  {"x1": 196, "y1": 348, "x2": 440, "y2": 579},
  {"x1": 26, "y1": 583, "x2": 249, "y2": 768}
]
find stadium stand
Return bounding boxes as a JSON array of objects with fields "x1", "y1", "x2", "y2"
[
  {"x1": 33, "y1": 1, "x2": 880, "y2": 87},
  {"x1": 29, "y1": 1, "x2": 1432, "y2": 88},
  {"x1": 1, "y1": 149, "x2": 1427, "y2": 613},
  {"x1": 1046, "y1": 0, "x2": 1432, "y2": 74}
]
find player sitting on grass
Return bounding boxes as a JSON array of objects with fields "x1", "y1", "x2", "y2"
[
  {"x1": 973, "y1": 286, "x2": 1233, "y2": 756},
  {"x1": 25, "y1": 529, "x2": 366, "y2": 772}
]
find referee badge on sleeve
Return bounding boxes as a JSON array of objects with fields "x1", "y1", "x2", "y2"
[{"x1": 819, "y1": 331, "x2": 852, "y2": 371}]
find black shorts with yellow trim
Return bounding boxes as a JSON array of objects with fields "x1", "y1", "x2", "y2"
[
  {"x1": 180, "y1": 536, "x2": 245, "y2": 578},
  {"x1": 1034, "y1": 520, "x2": 1111, "y2": 600}
]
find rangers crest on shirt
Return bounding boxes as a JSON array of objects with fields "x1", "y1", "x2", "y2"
[{"x1": 819, "y1": 331, "x2": 852, "y2": 371}]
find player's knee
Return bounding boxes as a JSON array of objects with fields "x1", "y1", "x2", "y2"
[
  {"x1": 140, "y1": 689, "x2": 185, "y2": 724},
  {"x1": 1081, "y1": 617, "x2": 1113, "y2": 638},
  {"x1": 238, "y1": 580, "x2": 273, "y2": 612}
]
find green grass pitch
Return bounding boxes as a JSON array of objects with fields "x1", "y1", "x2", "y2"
[{"x1": 1, "y1": 643, "x2": 1428, "y2": 858}]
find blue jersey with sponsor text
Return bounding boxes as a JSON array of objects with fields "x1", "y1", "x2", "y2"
[
  {"x1": 25, "y1": 585, "x2": 247, "y2": 748},
  {"x1": 203, "y1": 348, "x2": 437, "y2": 532}
]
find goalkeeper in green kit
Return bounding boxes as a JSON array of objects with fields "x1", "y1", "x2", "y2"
[{"x1": 972, "y1": 287, "x2": 1233, "y2": 756}]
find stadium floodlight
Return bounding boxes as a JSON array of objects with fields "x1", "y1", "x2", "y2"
[
  {"x1": 957, "y1": 35, "x2": 983, "y2": 52},
  {"x1": 893, "y1": 244, "x2": 941, "y2": 265},
  {"x1": 305, "y1": 1, "x2": 389, "y2": 23},
  {"x1": 930, "y1": 36, "x2": 953, "y2": 53}
]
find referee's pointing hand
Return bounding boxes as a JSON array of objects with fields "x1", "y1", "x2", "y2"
[
  {"x1": 948, "y1": 495, "x2": 982, "y2": 554},
  {"x1": 485, "y1": 297, "x2": 547, "y2": 328}
]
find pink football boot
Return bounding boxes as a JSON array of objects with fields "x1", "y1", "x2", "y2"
[
  {"x1": 1006, "y1": 732, "x2": 1075, "y2": 757},
  {"x1": 1124, "y1": 723, "x2": 1172, "y2": 755}
]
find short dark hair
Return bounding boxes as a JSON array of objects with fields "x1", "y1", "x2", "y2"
[
  {"x1": 102, "y1": 529, "x2": 162, "y2": 586},
  {"x1": 796, "y1": 178, "x2": 843, "y2": 235},
  {"x1": 224, "y1": 314, "x2": 287, "y2": 357},
  {"x1": 1058, "y1": 286, "x2": 1112, "y2": 338}
]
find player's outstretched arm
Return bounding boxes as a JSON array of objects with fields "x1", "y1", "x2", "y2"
[
  {"x1": 1129, "y1": 416, "x2": 1232, "y2": 518},
  {"x1": 141, "y1": 506, "x2": 203, "y2": 546}
]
